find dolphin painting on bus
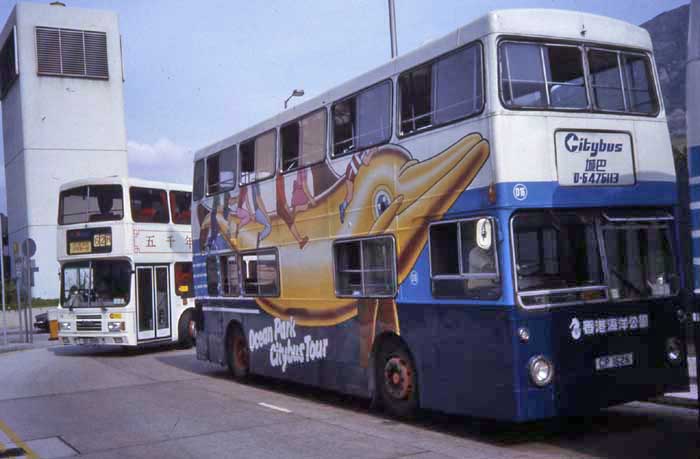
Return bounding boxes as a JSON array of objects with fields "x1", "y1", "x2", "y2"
[{"x1": 191, "y1": 9, "x2": 689, "y2": 422}]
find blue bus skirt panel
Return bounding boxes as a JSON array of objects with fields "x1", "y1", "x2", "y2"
[{"x1": 196, "y1": 301, "x2": 371, "y2": 398}]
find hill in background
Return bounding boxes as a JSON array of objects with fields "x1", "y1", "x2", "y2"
[{"x1": 642, "y1": 3, "x2": 689, "y2": 143}]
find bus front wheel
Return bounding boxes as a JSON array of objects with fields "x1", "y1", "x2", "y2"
[
  {"x1": 227, "y1": 324, "x2": 250, "y2": 380},
  {"x1": 376, "y1": 339, "x2": 419, "y2": 419}
]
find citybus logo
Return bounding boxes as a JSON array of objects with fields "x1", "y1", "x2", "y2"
[{"x1": 564, "y1": 133, "x2": 623, "y2": 157}]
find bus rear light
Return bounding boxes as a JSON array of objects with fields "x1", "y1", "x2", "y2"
[
  {"x1": 529, "y1": 355, "x2": 554, "y2": 387},
  {"x1": 665, "y1": 337, "x2": 683, "y2": 364}
]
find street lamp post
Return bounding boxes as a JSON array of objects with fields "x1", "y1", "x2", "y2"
[
  {"x1": 284, "y1": 89, "x2": 305, "y2": 109},
  {"x1": 388, "y1": 0, "x2": 398, "y2": 58}
]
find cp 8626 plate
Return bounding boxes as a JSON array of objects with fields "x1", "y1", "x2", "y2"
[{"x1": 595, "y1": 352, "x2": 634, "y2": 371}]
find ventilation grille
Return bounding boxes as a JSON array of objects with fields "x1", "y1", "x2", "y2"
[
  {"x1": 0, "y1": 26, "x2": 18, "y2": 99},
  {"x1": 36, "y1": 26, "x2": 108, "y2": 79},
  {"x1": 76, "y1": 321, "x2": 102, "y2": 332}
]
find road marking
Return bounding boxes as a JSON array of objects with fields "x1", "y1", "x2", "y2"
[
  {"x1": 258, "y1": 402, "x2": 291, "y2": 413},
  {"x1": 0, "y1": 420, "x2": 38, "y2": 459}
]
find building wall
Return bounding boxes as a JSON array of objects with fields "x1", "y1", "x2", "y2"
[{"x1": 1, "y1": 2, "x2": 129, "y2": 298}]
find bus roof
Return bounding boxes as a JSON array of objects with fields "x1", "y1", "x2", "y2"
[
  {"x1": 59, "y1": 176, "x2": 191, "y2": 192},
  {"x1": 194, "y1": 8, "x2": 653, "y2": 162}
]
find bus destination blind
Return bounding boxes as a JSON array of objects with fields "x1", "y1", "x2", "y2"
[{"x1": 67, "y1": 228, "x2": 112, "y2": 255}]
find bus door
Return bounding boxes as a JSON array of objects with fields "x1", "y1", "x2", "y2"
[{"x1": 136, "y1": 265, "x2": 172, "y2": 341}]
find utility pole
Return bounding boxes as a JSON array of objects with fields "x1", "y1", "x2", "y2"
[
  {"x1": 0, "y1": 215, "x2": 6, "y2": 345},
  {"x1": 388, "y1": 0, "x2": 398, "y2": 58}
]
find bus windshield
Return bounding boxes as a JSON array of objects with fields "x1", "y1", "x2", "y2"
[
  {"x1": 513, "y1": 210, "x2": 679, "y2": 306},
  {"x1": 61, "y1": 260, "x2": 131, "y2": 308},
  {"x1": 601, "y1": 216, "x2": 678, "y2": 300},
  {"x1": 59, "y1": 185, "x2": 124, "y2": 225},
  {"x1": 513, "y1": 211, "x2": 603, "y2": 294}
]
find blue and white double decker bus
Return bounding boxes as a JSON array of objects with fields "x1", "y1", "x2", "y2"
[{"x1": 191, "y1": 9, "x2": 689, "y2": 421}]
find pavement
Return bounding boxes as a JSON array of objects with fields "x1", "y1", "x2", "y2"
[
  {"x1": 0, "y1": 345, "x2": 697, "y2": 459},
  {"x1": 654, "y1": 356, "x2": 698, "y2": 408}
]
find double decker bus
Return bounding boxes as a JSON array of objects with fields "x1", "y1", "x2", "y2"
[
  {"x1": 191, "y1": 9, "x2": 689, "y2": 421},
  {"x1": 56, "y1": 177, "x2": 196, "y2": 348}
]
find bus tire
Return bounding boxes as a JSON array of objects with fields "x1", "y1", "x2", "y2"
[
  {"x1": 376, "y1": 338, "x2": 419, "y2": 419},
  {"x1": 177, "y1": 309, "x2": 195, "y2": 349},
  {"x1": 226, "y1": 324, "x2": 250, "y2": 380}
]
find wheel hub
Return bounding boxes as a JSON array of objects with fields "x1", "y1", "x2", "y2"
[
  {"x1": 384, "y1": 356, "x2": 413, "y2": 400},
  {"x1": 233, "y1": 335, "x2": 249, "y2": 369}
]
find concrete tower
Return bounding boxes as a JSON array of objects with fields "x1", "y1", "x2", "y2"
[{"x1": 0, "y1": 2, "x2": 128, "y2": 298}]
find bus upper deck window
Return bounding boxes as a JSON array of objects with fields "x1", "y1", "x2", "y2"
[
  {"x1": 130, "y1": 187, "x2": 169, "y2": 223},
  {"x1": 400, "y1": 43, "x2": 483, "y2": 136},
  {"x1": 589, "y1": 50, "x2": 658, "y2": 114},
  {"x1": 588, "y1": 50, "x2": 625, "y2": 111},
  {"x1": 207, "y1": 146, "x2": 237, "y2": 195},
  {"x1": 169, "y1": 190, "x2": 192, "y2": 225},
  {"x1": 240, "y1": 131, "x2": 276, "y2": 185},
  {"x1": 193, "y1": 159, "x2": 205, "y2": 202},
  {"x1": 332, "y1": 81, "x2": 391, "y2": 156},
  {"x1": 500, "y1": 42, "x2": 586, "y2": 110},
  {"x1": 59, "y1": 185, "x2": 124, "y2": 225},
  {"x1": 622, "y1": 54, "x2": 658, "y2": 114},
  {"x1": 282, "y1": 109, "x2": 327, "y2": 171}
]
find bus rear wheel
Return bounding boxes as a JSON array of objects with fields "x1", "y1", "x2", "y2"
[
  {"x1": 177, "y1": 309, "x2": 195, "y2": 349},
  {"x1": 227, "y1": 325, "x2": 250, "y2": 380},
  {"x1": 376, "y1": 339, "x2": 418, "y2": 419}
]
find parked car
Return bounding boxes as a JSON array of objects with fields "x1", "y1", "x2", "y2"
[{"x1": 34, "y1": 312, "x2": 49, "y2": 332}]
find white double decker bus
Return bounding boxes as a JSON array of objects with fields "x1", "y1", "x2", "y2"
[{"x1": 56, "y1": 177, "x2": 195, "y2": 347}]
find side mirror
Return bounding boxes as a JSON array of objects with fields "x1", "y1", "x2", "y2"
[{"x1": 476, "y1": 218, "x2": 493, "y2": 250}]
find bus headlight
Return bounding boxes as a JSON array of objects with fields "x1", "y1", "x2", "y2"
[
  {"x1": 529, "y1": 355, "x2": 554, "y2": 387},
  {"x1": 60, "y1": 321, "x2": 71, "y2": 331},
  {"x1": 108, "y1": 322, "x2": 125, "y2": 333},
  {"x1": 665, "y1": 337, "x2": 683, "y2": 364}
]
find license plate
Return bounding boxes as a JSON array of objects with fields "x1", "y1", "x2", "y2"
[
  {"x1": 76, "y1": 337, "x2": 99, "y2": 345},
  {"x1": 69, "y1": 240, "x2": 92, "y2": 254},
  {"x1": 595, "y1": 352, "x2": 634, "y2": 370}
]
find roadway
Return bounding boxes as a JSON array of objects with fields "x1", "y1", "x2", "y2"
[{"x1": 0, "y1": 341, "x2": 697, "y2": 459}]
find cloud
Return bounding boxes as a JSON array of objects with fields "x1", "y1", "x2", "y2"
[{"x1": 127, "y1": 138, "x2": 193, "y2": 186}]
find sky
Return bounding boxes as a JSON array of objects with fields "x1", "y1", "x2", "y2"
[{"x1": 0, "y1": 0, "x2": 690, "y2": 212}]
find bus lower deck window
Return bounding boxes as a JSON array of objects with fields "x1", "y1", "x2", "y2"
[
  {"x1": 174, "y1": 262, "x2": 194, "y2": 298},
  {"x1": 220, "y1": 254, "x2": 241, "y2": 297},
  {"x1": 334, "y1": 237, "x2": 396, "y2": 297},
  {"x1": 206, "y1": 256, "x2": 218, "y2": 296},
  {"x1": 241, "y1": 251, "x2": 279, "y2": 297},
  {"x1": 429, "y1": 218, "x2": 499, "y2": 299}
]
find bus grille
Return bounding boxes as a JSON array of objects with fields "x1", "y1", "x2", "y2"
[
  {"x1": 76, "y1": 321, "x2": 102, "y2": 332},
  {"x1": 76, "y1": 315, "x2": 101, "y2": 320}
]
